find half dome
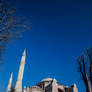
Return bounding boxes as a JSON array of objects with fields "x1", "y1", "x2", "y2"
[{"x1": 41, "y1": 78, "x2": 53, "y2": 82}]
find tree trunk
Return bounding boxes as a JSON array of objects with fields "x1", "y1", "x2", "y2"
[{"x1": 86, "y1": 77, "x2": 91, "y2": 92}]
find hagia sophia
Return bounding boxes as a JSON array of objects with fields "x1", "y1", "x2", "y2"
[{"x1": 7, "y1": 50, "x2": 78, "y2": 92}]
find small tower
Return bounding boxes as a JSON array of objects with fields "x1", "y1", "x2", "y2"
[
  {"x1": 14, "y1": 49, "x2": 26, "y2": 92},
  {"x1": 7, "y1": 73, "x2": 13, "y2": 92},
  {"x1": 72, "y1": 84, "x2": 78, "y2": 92},
  {"x1": 52, "y1": 79, "x2": 58, "y2": 92}
]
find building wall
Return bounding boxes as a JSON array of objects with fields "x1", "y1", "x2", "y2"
[{"x1": 23, "y1": 82, "x2": 78, "y2": 92}]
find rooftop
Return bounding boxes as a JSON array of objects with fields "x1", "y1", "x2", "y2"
[{"x1": 41, "y1": 78, "x2": 53, "y2": 82}]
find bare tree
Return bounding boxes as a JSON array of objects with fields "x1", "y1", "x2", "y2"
[
  {"x1": 0, "y1": 1, "x2": 30, "y2": 63},
  {"x1": 87, "y1": 48, "x2": 92, "y2": 85},
  {"x1": 77, "y1": 48, "x2": 92, "y2": 92}
]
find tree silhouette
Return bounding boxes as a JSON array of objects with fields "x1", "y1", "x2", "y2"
[
  {"x1": 0, "y1": 1, "x2": 30, "y2": 63},
  {"x1": 77, "y1": 47, "x2": 92, "y2": 92}
]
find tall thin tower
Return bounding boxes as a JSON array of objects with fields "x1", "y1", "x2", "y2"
[
  {"x1": 7, "y1": 73, "x2": 13, "y2": 92},
  {"x1": 14, "y1": 49, "x2": 26, "y2": 92}
]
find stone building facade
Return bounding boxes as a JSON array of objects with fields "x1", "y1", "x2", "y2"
[{"x1": 7, "y1": 50, "x2": 78, "y2": 92}]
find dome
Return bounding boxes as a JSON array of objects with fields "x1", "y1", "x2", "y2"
[{"x1": 41, "y1": 78, "x2": 53, "y2": 82}]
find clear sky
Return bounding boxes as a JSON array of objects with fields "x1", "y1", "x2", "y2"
[{"x1": 0, "y1": 0, "x2": 92, "y2": 92}]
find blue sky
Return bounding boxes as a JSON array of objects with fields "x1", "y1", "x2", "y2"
[{"x1": 0, "y1": 0, "x2": 92, "y2": 92}]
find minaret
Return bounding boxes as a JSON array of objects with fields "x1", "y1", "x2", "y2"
[
  {"x1": 72, "y1": 84, "x2": 78, "y2": 92},
  {"x1": 7, "y1": 73, "x2": 13, "y2": 92},
  {"x1": 52, "y1": 79, "x2": 58, "y2": 92},
  {"x1": 15, "y1": 49, "x2": 26, "y2": 92}
]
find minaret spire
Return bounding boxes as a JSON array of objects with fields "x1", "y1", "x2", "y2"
[
  {"x1": 7, "y1": 73, "x2": 13, "y2": 92},
  {"x1": 15, "y1": 49, "x2": 26, "y2": 92}
]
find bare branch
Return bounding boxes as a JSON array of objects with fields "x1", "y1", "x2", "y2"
[{"x1": 0, "y1": 1, "x2": 31, "y2": 62}]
